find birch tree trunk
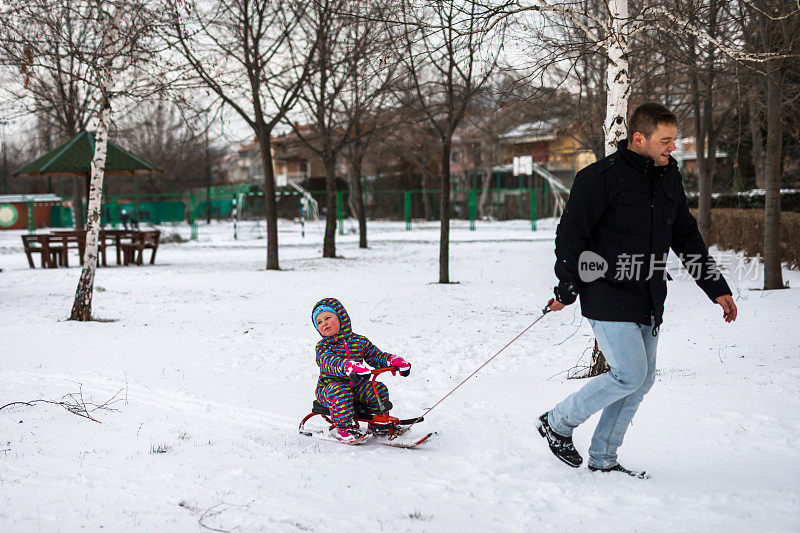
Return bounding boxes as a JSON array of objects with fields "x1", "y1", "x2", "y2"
[
  {"x1": 70, "y1": 1, "x2": 122, "y2": 321},
  {"x1": 602, "y1": 0, "x2": 630, "y2": 156},
  {"x1": 590, "y1": 0, "x2": 630, "y2": 374}
]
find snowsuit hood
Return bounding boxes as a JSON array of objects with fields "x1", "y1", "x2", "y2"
[
  {"x1": 312, "y1": 298, "x2": 352, "y2": 341},
  {"x1": 312, "y1": 297, "x2": 395, "y2": 390}
]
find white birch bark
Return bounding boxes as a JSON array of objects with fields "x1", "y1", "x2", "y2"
[
  {"x1": 603, "y1": 0, "x2": 630, "y2": 156},
  {"x1": 589, "y1": 0, "x2": 630, "y2": 375},
  {"x1": 70, "y1": 1, "x2": 122, "y2": 321}
]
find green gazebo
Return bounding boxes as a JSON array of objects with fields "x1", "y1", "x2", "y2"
[{"x1": 13, "y1": 131, "x2": 162, "y2": 228}]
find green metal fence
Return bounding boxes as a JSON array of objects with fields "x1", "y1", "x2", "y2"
[
  {"x1": 351, "y1": 187, "x2": 553, "y2": 231},
  {"x1": 49, "y1": 186, "x2": 563, "y2": 238}
]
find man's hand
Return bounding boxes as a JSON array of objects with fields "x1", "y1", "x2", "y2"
[
  {"x1": 549, "y1": 300, "x2": 566, "y2": 312},
  {"x1": 715, "y1": 294, "x2": 737, "y2": 323}
]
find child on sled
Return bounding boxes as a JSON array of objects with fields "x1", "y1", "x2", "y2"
[{"x1": 312, "y1": 298, "x2": 411, "y2": 443}]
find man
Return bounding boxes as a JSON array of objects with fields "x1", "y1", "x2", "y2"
[
  {"x1": 120, "y1": 208, "x2": 139, "y2": 230},
  {"x1": 120, "y1": 209, "x2": 131, "y2": 230},
  {"x1": 537, "y1": 103, "x2": 737, "y2": 478}
]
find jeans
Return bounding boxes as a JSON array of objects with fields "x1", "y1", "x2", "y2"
[{"x1": 548, "y1": 317, "x2": 659, "y2": 469}]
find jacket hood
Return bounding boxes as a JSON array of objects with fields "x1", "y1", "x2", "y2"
[{"x1": 312, "y1": 297, "x2": 352, "y2": 341}]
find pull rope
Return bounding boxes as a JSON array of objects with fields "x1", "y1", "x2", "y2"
[{"x1": 393, "y1": 299, "x2": 554, "y2": 439}]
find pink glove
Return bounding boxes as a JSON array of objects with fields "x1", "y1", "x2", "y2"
[
  {"x1": 389, "y1": 356, "x2": 411, "y2": 377},
  {"x1": 344, "y1": 360, "x2": 371, "y2": 377}
]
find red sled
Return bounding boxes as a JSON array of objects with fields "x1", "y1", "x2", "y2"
[{"x1": 298, "y1": 367, "x2": 434, "y2": 447}]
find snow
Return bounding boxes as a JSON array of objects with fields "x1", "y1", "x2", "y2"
[{"x1": 1, "y1": 219, "x2": 799, "y2": 532}]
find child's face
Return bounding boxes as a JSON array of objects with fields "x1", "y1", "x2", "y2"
[{"x1": 316, "y1": 311, "x2": 341, "y2": 337}]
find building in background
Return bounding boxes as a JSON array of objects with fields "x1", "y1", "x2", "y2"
[
  {"x1": 498, "y1": 120, "x2": 596, "y2": 187},
  {"x1": 223, "y1": 139, "x2": 262, "y2": 185},
  {"x1": 672, "y1": 136, "x2": 728, "y2": 182},
  {"x1": 0, "y1": 194, "x2": 67, "y2": 230}
]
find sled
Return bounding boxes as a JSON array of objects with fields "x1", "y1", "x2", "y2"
[{"x1": 299, "y1": 366, "x2": 431, "y2": 445}]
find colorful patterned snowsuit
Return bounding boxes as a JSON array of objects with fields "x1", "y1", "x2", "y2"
[{"x1": 313, "y1": 298, "x2": 395, "y2": 428}]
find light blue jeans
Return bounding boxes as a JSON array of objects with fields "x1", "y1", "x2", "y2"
[{"x1": 548, "y1": 317, "x2": 659, "y2": 469}]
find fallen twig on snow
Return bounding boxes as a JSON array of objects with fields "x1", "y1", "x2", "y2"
[
  {"x1": 198, "y1": 503, "x2": 231, "y2": 533},
  {"x1": 0, "y1": 384, "x2": 124, "y2": 423},
  {"x1": 197, "y1": 501, "x2": 255, "y2": 533}
]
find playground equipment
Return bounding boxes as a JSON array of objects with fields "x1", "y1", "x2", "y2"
[
  {"x1": 532, "y1": 164, "x2": 569, "y2": 218},
  {"x1": 289, "y1": 181, "x2": 320, "y2": 238}
]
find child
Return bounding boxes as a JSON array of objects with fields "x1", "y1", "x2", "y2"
[{"x1": 312, "y1": 298, "x2": 411, "y2": 443}]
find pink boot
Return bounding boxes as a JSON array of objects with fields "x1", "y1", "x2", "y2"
[{"x1": 330, "y1": 426, "x2": 364, "y2": 444}]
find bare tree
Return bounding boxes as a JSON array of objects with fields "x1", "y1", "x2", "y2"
[
  {"x1": 648, "y1": 0, "x2": 740, "y2": 242},
  {"x1": 396, "y1": 0, "x2": 503, "y2": 283},
  {"x1": 457, "y1": 82, "x2": 564, "y2": 219},
  {"x1": 288, "y1": 0, "x2": 394, "y2": 256},
  {"x1": 3, "y1": 0, "x2": 156, "y2": 321},
  {"x1": 748, "y1": 79, "x2": 767, "y2": 188},
  {"x1": 70, "y1": 2, "x2": 123, "y2": 320},
  {"x1": 114, "y1": 97, "x2": 220, "y2": 194},
  {"x1": 339, "y1": 2, "x2": 399, "y2": 249},
  {"x1": 737, "y1": 0, "x2": 800, "y2": 289},
  {"x1": 72, "y1": 1, "x2": 155, "y2": 321},
  {"x1": 1, "y1": 0, "x2": 107, "y2": 230},
  {"x1": 163, "y1": 0, "x2": 319, "y2": 270},
  {"x1": 378, "y1": 111, "x2": 440, "y2": 220}
]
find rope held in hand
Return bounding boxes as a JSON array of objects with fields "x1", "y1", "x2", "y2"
[{"x1": 392, "y1": 299, "x2": 554, "y2": 439}]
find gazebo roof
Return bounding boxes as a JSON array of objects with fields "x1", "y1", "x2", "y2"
[{"x1": 13, "y1": 131, "x2": 161, "y2": 177}]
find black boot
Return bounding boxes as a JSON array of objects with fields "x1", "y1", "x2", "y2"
[
  {"x1": 535, "y1": 412, "x2": 583, "y2": 468},
  {"x1": 588, "y1": 463, "x2": 650, "y2": 479}
]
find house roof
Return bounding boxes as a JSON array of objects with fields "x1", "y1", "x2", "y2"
[
  {"x1": 0, "y1": 193, "x2": 62, "y2": 203},
  {"x1": 13, "y1": 131, "x2": 161, "y2": 177},
  {"x1": 271, "y1": 125, "x2": 317, "y2": 145},
  {"x1": 498, "y1": 120, "x2": 560, "y2": 144}
]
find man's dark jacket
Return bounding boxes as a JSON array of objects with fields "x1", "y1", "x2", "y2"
[{"x1": 553, "y1": 139, "x2": 731, "y2": 329}]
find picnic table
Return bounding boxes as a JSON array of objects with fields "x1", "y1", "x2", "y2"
[{"x1": 21, "y1": 229, "x2": 160, "y2": 268}]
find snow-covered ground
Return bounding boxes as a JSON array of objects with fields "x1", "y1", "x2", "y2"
[{"x1": 1, "y1": 219, "x2": 798, "y2": 532}]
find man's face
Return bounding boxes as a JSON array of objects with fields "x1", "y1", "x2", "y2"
[{"x1": 630, "y1": 122, "x2": 677, "y2": 166}]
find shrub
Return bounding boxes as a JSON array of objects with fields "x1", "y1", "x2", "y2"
[
  {"x1": 686, "y1": 189, "x2": 800, "y2": 213},
  {"x1": 691, "y1": 209, "x2": 800, "y2": 270}
]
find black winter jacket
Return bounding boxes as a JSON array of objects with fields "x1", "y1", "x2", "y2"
[{"x1": 553, "y1": 140, "x2": 731, "y2": 328}]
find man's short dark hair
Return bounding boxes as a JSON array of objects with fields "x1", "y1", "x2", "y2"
[{"x1": 628, "y1": 103, "x2": 677, "y2": 139}]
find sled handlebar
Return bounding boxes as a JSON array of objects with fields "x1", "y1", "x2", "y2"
[
  {"x1": 347, "y1": 366, "x2": 398, "y2": 385},
  {"x1": 370, "y1": 366, "x2": 400, "y2": 376}
]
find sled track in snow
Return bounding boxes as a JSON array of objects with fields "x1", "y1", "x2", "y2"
[{"x1": 0, "y1": 371, "x2": 299, "y2": 434}]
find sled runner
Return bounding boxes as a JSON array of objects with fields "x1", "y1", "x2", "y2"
[{"x1": 299, "y1": 367, "x2": 434, "y2": 448}]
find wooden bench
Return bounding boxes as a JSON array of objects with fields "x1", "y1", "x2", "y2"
[
  {"x1": 50, "y1": 230, "x2": 107, "y2": 267},
  {"x1": 21, "y1": 234, "x2": 64, "y2": 268},
  {"x1": 100, "y1": 229, "x2": 137, "y2": 265},
  {"x1": 120, "y1": 230, "x2": 160, "y2": 266}
]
